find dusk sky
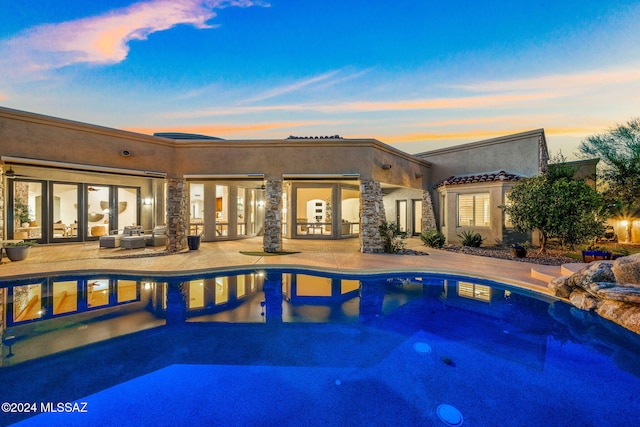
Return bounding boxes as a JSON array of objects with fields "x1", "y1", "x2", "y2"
[{"x1": 1, "y1": 0, "x2": 639, "y2": 158}]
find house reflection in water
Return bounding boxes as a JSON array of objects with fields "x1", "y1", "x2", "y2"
[{"x1": 1, "y1": 271, "x2": 551, "y2": 367}]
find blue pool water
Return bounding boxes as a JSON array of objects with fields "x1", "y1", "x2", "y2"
[{"x1": 1, "y1": 269, "x2": 639, "y2": 426}]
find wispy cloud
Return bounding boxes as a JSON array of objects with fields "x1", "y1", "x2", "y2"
[
  {"x1": 165, "y1": 91, "x2": 560, "y2": 119},
  {"x1": 241, "y1": 70, "x2": 342, "y2": 103},
  {"x1": 0, "y1": 0, "x2": 267, "y2": 79},
  {"x1": 453, "y1": 66, "x2": 640, "y2": 94}
]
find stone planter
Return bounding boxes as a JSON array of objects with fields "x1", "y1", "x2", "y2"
[
  {"x1": 5, "y1": 245, "x2": 31, "y2": 262},
  {"x1": 582, "y1": 250, "x2": 612, "y2": 263}
]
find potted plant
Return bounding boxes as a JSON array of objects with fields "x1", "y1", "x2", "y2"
[
  {"x1": 512, "y1": 243, "x2": 528, "y2": 258},
  {"x1": 4, "y1": 240, "x2": 37, "y2": 262},
  {"x1": 581, "y1": 245, "x2": 612, "y2": 262}
]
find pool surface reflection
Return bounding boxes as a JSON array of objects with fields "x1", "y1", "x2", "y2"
[{"x1": 1, "y1": 269, "x2": 640, "y2": 426}]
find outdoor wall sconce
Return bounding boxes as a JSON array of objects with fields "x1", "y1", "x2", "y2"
[
  {"x1": 381, "y1": 164, "x2": 392, "y2": 170},
  {"x1": 258, "y1": 200, "x2": 266, "y2": 208},
  {"x1": 143, "y1": 197, "x2": 152, "y2": 205}
]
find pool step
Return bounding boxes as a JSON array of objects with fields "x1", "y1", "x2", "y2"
[
  {"x1": 530, "y1": 262, "x2": 588, "y2": 283},
  {"x1": 530, "y1": 265, "x2": 560, "y2": 282}
]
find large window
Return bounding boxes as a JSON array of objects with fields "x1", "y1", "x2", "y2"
[
  {"x1": 458, "y1": 193, "x2": 490, "y2": 227},
  {"x1": 340, "y1": 187, "x2": 359, "y2": 236},
  {"x1": 189, "y1": 183, "x2": 205, "y2": 235},
  {"x1": 87, "y1": 185, "x2": 110, "y2": 237},
  {"x1": 117, "y1": 187, "x2": 139, "y2": 229},
  {"x1": 295, "y1": 187, "x2": 333, "y2": 236},
  {"x1": 413, "y1": 199, "x2": 423, "y2": 235},
  {"x1": 52, "y1": 183, "x2": 79, "y2": 240},
  {"x1": 215, "y1": 185, "x2": 229, "y2": 237},
  {"x1": 13, "y1": 181, "x2": 42, "y2": 240}
]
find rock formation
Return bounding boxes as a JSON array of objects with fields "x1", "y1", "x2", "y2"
[{"x1": 549, "y1": 253, "x2": 640, "y2": 334}]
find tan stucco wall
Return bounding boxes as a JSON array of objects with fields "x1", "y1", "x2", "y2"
[
  {"x1": 416, "y1": 129, "x2": 546, "y2": 185},
  {"x1": 0, "y1": 108, "x2": 175, "y2": 176},
  {"x1": 437, "y1": 181, "x2": 522, "y2": 246},
  {"x1": 0, "y1": 107, "x2": 430, "y2": 190}
]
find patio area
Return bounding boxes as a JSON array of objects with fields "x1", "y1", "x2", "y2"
[{"x1": 0, "y1": 237, "x2": 555, "y2": 295}]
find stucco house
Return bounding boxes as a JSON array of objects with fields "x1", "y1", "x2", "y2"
[
  {"x1": 0, "y1": 106, "x2": 553, "y2": 252},
  {"x1": 416, "y1": 129, "x2": 549, "y2": 246}
]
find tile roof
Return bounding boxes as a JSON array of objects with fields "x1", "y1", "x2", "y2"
[{"x1": 435, "y1": 170, "x2": 522, "y2": 188}]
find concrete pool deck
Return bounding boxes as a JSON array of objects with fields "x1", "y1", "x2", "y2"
[{"x1": 0, "y1": 237, "x2": 560, "y2": 296}]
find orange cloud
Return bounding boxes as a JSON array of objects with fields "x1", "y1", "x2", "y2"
[
  {"x1": 126, "y1": 119, "x2": 335, "y2": 137},
  {"x1": 375, "y1": 125, "x2": 608, "y2": 145},
  {"x1": 0, "y1": 1, "x2": 267, "y2": 74}
]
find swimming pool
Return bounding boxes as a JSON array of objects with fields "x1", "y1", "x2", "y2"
[{"x1": 1, "y1": 269, "x2": 639, "y2": 426}]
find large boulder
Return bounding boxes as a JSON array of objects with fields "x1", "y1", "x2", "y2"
[
  {"x1": 547, "y1": 258, "x2": 640, "y2": 334},
  {"x1": 612, "y1": 253, "x2": 640, "y2": 285},
  {"x1": 566, "y1": 261, "x2": 615, "y2": 289}
]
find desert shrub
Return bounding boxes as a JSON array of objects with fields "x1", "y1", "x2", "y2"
[
  {"x1": 379, "y1": 221, "x2": 407, "y2": 253},
  {"x1": 458, "y1": 230, "x2": 484, "y2": 247},
  {"x1": 420, "y1": 229, "x2": 446, "y2": 248}
]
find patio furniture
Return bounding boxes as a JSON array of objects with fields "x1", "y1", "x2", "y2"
[
  {"x1": 121, "y1": 235, "x2": 146, "y2": 249},
  {"x1": 99, "y1": 232, "x2": 122, "y2": 248},
  {"x1": 145, "y1": 225, "x2": 167, "y2": 247},
  {"x1": 119, "y1": 226, "x2": 145, "y2": 249}
]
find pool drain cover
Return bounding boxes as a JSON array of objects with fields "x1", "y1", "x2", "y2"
[
  {"x1": 437, "y1": 404, "x2": 463, "y2": 426},
  {"x1": 413, "y1": 341, "x2": 432, "y2": 354}
]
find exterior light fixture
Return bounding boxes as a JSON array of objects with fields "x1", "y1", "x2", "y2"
[
  {"x1": 258, "y1": 200, "x2": 265, "y2": 208},
  {"x1": 143, "y1": 197, "x2": 152, "y2": 205}
]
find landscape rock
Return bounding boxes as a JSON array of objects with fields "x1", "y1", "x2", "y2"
[
  {"x1": 566, "y1": 261, "x2": 615, "y2": 289},
  {"x1": 569, "y1": 289, "x2": 598, "y2": 311},
  {"x1": 596, "y1": 299, "x2": 640, "y2": 335},
  {"x1": 548, "y1": 276, "x2": 571, "y2": 298},
  {"x1": 612, "y1": 253, "x2": 640, "y2": 285},
  {"x1": 548, "y1": 254, "x2": 640, "y2": 334}
]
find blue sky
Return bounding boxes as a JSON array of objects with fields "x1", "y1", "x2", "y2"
[{"x1": 1, "y1": 0, "x2": 639, "y2": 157}]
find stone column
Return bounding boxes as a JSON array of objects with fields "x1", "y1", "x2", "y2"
[
  {"x1": 421, "y1": 190, "x2": 437, "y2": 232},
  {"x1": 263, "y1": 179, "x2": 282, "y2": 253},
  {"x1": 360, "y1": 179, "x2": 385, "y2": 253},
  {"x1": 0, "y1": 164, "x2": 5, "y2": 241},
  {"x1": 166, "y1": 178, "x2": 188, "y2": 252}
]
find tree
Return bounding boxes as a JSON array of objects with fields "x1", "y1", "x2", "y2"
[
  {"x1": 502, "y1": 169, "x2": 605, "y2": 252},
  {"x1": 579, "y1": 118, "x2": 640, "y2": 242}
]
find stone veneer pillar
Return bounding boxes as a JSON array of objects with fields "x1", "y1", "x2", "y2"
[
  {"x1": 263, "y1": 179, "x2": 282, "y2": 253},
  {"x1": 421, "y1": 190, "x2": 437, "y2": 232},
  {"x1": 0, "y1": 164, "x2": 5, "y2": 241},
  {"x1": 166, "y1": 178, "x2": 188, "y2": 252},
  {"x1": 360, "y1": 179, "x2": 385, "y2": 253}
]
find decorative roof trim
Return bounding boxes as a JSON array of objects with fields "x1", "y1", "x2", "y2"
[{"x1": 435, "y1": 170, "x2": 522, "y2": 188}]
